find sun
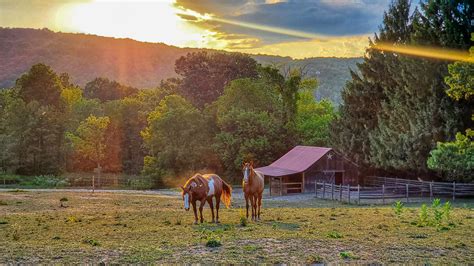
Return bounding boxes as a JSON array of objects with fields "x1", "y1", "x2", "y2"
[{"x1": 56, "y1": 0, "x2": 220, "y2": 48}]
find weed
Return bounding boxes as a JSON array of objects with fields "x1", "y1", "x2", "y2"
[
  {"x1": 240, "y1": 216, "x2": 248, "y2": 227},
  {"x1": 306, "y1": 254, "x2": 324, "y2": 264},
  {"x1": 432, "y1": 199, "x2": 443, "y2": 226},
  {"x1": 393, "y1": 200, "x2": 404, "y2": 217},
  {"x1": 205, "y1": 234, "x2": 221, "y2": 248},
  {"x1": 60, "y1": 197, "x2": 68, "y2": 208},
  {"x1": 443, "y1": 201, "x2": 451, "y2": 222},
  {"x1": 12, "y1": 230, "x2": 19, "y2": 241},
  {"x1": 327, "y1": 231, "x2": 343, "y2": 239},
  {"x1": 83, "y1": 238, "x2": 100, "y2": 246},
  {"x1": 340, "y1": 251, "x2": 357, "y2": 260},
  {"x1": 243, "y1": 245, "x2": 260, "y2": 252},
  {"x1": 0, "y1": 220, "x2": 8, "y2": 225},
  {"x1": 52, "y1": 236, "x2": 61, "y2": 240},
  {"x1": 0, "y1": 200, "x2": 7, "y2": 206},
  {"x1": 409, "y1": 233, "x2": 428, "y2": 239},
  {"x1": 418, "y1": 204, "x2": 428, "y2": 227}
]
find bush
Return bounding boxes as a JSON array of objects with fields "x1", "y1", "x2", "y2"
[{"x1": 32, "y1": 175, "x2": 69, "y2": 188}]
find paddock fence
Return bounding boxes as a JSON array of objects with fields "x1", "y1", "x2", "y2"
[{"x1": 315, "y1": 176, "x2": 474, "y2": 204}]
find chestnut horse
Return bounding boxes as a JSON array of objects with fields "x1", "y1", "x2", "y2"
[
  {"x1": 242, "y1": 162, "x2": 264, "y2": 221},
  {"x1": 180, "y1": 173, "x2": 232, "y2": 224}
]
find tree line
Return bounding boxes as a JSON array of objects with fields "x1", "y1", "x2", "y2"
[
  {"x1": 332, "y1": 0, "x2": 473, "y2": 182},
  {"x1": 0, "y1": 0, "x2": 471, "y2": 185},
  {"x1": 0, "y1": 52, "x2": 334, "y2": 185}
]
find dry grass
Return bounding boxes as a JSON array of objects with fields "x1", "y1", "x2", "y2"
[{"x1": 0, "y1": 190, "x2": 473, "y2": 264}]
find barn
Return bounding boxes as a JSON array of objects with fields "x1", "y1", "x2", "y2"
[{"x1": 255, "y1": 146, "x2": 359, "y2": 196}]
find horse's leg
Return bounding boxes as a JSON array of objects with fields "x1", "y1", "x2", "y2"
[
  {"x1": 257, "y1": 193, "x2": 262, "y2": 221},
  {"x1": 245, "y1": 194, "x2": 250, "y2": 219},
  {"x1": 207, "y1": 197, "x2": 215, "y2": 223},
  {"x1": 192, "y1": 201, "x2": 198, "y2": 225},
  {"x1": 253, "y1": 194, "x2": 258, "y2": 221},
  {"x1": 215, "y1": 194, "x2": 221, "y2": 223},
  {"x1": 250, "y1": 194, "x2": 256, "y2": 221},
  {"x1": 199, "y1": 200, "x2": 205, "y2": 223}
]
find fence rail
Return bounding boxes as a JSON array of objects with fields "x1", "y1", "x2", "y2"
[{"x1": 315, "y1": 176, "x2": 474, "y2": 204}]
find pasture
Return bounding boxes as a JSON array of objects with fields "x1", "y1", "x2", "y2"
[{"x1": 0, "y1": 190, "x2": 473, "y2": 264}]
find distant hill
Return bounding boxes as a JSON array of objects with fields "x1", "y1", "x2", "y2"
[{"x1": 0, "y1": 28, "x2": 362, "y2": 104}]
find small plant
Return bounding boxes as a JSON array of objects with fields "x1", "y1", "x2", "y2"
[
  {"x1": 205, "y1": 234, "x2": 221, "y2": 248},
  {"x1": 175, "y1": 217, "x2": 182, "y2": 225},
  {"x1": 240, "y1": 216, "x2": 248, "y2": 227},
  {"x1": 326, "y1": 231, "x2": 343, "y2": 239},
  {"x1": 0, "y1": 200, "x2": 7, "y2": 206},
  {"x1": 393, "y1": 200, "x2": 404, "y2": 217},
  {"x1": 83, "y1": 238, "x2": 100, "y2": 246},
  {"x1": 417, "y1": 204, "x2": 428, "y2": 227},
  {"x1": 432, "y1": 199, "x2": 443, "y2": 226},
  {"x1": 339, "y1": 251, "x2": 357, "y2": 260},
  {"x1": 443, "y1": 201, "x2": 451, "y2": 222},
  {"x1": 0, "y1": 220, "x2": 8, "y2": 225},
  {"x1": 60, "y1": 197, "x2": 68, "y2": 208},
  {"x1": 306, "y1": 254, "x2": 324, "y2": 264}
]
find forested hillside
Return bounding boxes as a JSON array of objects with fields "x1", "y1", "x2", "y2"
[{"x1": 0, "y1": 28, "x2": 361, "y2": 104}]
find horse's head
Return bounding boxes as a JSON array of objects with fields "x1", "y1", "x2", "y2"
[
  {"x1": 180, "y1": 179, "x2": 198, "y2": 211},
  {"x1": 242, "y1": 161, "x2": 254, "y2": 184}
]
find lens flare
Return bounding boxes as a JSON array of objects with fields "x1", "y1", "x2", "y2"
[{"x1": 372, "y1": 42, "x2": 473, "y2": 63}]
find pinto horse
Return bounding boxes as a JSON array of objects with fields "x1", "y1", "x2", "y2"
[
  {"x1": 180, "y1": 173, "x2": 232, "y2": 224},
  {"x1": 242, "y1": 162, "x2": 264, "y2": 221}
]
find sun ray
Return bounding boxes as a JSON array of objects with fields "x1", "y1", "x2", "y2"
[{"x1": 372, "y1": 42, "x2": 473, "y2": 63}]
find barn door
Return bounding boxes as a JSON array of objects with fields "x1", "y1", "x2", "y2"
[{"x1": 335, "y1": 172, "x2": 343, "y2": 185}]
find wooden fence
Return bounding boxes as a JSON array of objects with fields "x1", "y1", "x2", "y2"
[{"x1": 315, "y1": 176, "x2": 474, "y2": 204}]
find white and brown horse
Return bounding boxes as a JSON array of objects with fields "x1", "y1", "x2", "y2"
[
  {"x1": 242, "y1": 162, "x2": 264, "y2": 221},
  {"x1": 180, "y1": 173, "x2": 232, "y2": 224}
]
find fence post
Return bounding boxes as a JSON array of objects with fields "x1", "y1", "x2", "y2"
[
  {"x1": 406, "y1": 184, "x2": 409, "y2": 203},
  {"x1": 430, "y1": 182, "x2": 433, "y2": 201},
  {"x1": 323, "y1": 181, "x2": 326, "y2": 199},
  {"x1": 453, "y1": 182, "x2": 456, "y2": 201},
  {"x1": 315, "y1": 182, "x2": 318, "y2": 198},
  {"x1": 357, "y1": 184, "x2": 360, "y2": 205},
  {"x1": 382, "y1": 184, "x2": 385, "y2": 204},
  {"x1": 347, "y1": 184, "x2": 351, "y2": 203},
  {"x1": 339, "y1": 184, "x2": 342, "y2": 201},
  {"x1": 331, "y1": 183, "x2": 334, "y2": 200},
  {"x1": 92, "y1": 175, "x2": 95, "y2": 193}
]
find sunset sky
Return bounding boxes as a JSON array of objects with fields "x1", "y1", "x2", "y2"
[{"x1": 0, "y1": 0, "x2": 394, "y2": 58}]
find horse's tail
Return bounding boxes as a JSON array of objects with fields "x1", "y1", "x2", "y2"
[{"x1": 221, "y1": 180, "x2": 232, "y2": 208}]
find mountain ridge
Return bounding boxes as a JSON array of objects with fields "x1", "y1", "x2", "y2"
[{"x1": 0, "y1": 27, "x2": 363, "y2": 103}]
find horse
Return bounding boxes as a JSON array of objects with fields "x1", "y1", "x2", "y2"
[
  {"x1": 180, "y1": 173, "x2": 232, "y2": 224},
  {"x1": 242, "y1": 161, "x2": 264, "y2": 221}
]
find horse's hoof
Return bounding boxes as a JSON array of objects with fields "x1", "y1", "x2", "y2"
[
  {"x1": 215, "y1": 220, "x2": 220, "y2": 224},
  {"x1": 193, "y1": 221, "x2": 198, "y2": 225},
  {"x1": 211, "y1": 220, "x2": 215, "y2": 223}
]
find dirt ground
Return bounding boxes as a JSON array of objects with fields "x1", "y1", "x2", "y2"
[{"x1": 0, "y1": 189, "x2": 473, "y2": 264}]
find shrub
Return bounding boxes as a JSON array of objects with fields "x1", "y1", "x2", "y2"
[
  {"x1": 205, "y1": 234, "x2": 221, "y2": 248},
  {"x1": 32, "y1": 175, "x2": 69, "y2": 188}
]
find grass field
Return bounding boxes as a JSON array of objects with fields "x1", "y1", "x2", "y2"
[{"x1": 0, "y1": 190, "x2": 473, "y2": 264}]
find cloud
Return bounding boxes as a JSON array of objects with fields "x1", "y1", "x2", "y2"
[
  {"x1": 236, "y1": 34, "x2": 371, "y2": 58},
  {"x1": 175, "y1": 0, "x2": 390, "y2": 45}
]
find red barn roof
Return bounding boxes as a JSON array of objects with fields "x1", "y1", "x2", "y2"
[{"x1": 255, "y1": 146, "x2": 332, "y2": 177}]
